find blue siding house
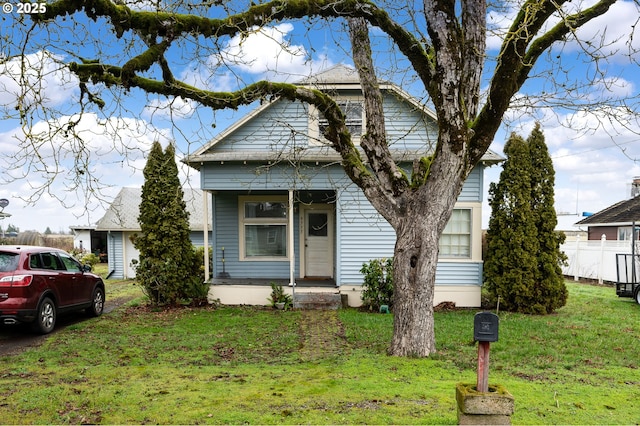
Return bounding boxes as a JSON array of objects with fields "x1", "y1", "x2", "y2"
[{"x1": 185, "y1": 65, "x2": 501, "y2": 307}]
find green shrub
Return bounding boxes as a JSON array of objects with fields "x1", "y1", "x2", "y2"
[
  {"x1": 360, "y1": 257, "x2": 394, "y2": 311},
  {"x1": 78, "y1": 252, "x2": 100, "y2": 267},
  {"x1": 267, "y1": 282, "x2": 293, "y2": 310}
]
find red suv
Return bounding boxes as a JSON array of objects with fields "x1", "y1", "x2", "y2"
[{"x1": 0, "y1": 246, "x2": 105, "y2": 334}]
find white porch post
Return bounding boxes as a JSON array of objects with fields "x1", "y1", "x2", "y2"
[
  {"x1": 203, "y1": 190, "x2": 210, "y2": 282},
  {"x1": 289, "y1": 189, "x2": 296, "y2": 292}
]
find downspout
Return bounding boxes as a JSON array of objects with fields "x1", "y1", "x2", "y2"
[
  {"x1": 107, "y1": 231, "x2": 116, "y2": 278},
  {"x1": 122, "y1": 232, "x2": 128, "y2": 279},
  {"x1": 203, "y1": 190, "x2": 210, "y2": 282}
]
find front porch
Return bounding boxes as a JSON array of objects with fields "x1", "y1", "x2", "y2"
[
  {"x1": 207, "y1": 277, "x2": 364, "y2": 308},
  {"x1": 211, "y1": 277, "x2": 337, "y2": 287}
]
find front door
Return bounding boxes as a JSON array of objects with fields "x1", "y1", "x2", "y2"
[{"x1": 302, "y1": 207, "x2": 334, "y2": 278}]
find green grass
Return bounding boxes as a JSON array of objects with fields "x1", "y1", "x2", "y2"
[{"x1": 1, "y1": 282, "x2": 639, "y2": 424}]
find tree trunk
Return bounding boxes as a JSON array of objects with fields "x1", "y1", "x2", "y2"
[
  {"x1": 390, "y1": 217, "x2": 439, "y2": 356},
  {"x1": 389, "y1": 139, "x2": 470, "y2": 357}
]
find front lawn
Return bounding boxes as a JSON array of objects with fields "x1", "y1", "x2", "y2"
[{"x1": 0, "y1": 282, "x2": 638, "y2": 424}]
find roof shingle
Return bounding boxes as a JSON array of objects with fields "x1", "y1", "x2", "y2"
[{"x1": 576, "y1": 196, "x2": 640, "y2": 225}]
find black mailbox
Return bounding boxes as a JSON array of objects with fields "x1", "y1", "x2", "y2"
[{"x1": 473, "y1": 312, "x2": 499, "y2": 342}]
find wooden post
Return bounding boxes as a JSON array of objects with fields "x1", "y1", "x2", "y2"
[{"x1": 476, "y1": 341, "x2": 490, "y2": 392}]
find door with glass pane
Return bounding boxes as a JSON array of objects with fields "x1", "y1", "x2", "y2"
[{"x1": 302, "y1": 207, "x2": 333, "y2": 278}]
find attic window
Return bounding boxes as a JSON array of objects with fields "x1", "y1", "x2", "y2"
[{"x1": 311, "y1": 100, "x2": 364, "y2": 145}]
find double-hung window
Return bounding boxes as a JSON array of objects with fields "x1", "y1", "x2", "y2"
[
  {"x1": 439, "y1": 209, "x2": 472, "y2": 258},
  {"x1": 312, "y1": 99, "x2": 364, "y2": 144},
  {"x1": 239, "y1": 196, "x2": 288, "y2": 260}
]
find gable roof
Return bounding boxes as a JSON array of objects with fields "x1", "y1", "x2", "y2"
[
  {"x1": 575, "y1": 196, "x2": 640, "y2": 226},
  {"x1": 184, "y1": 64, "x2": 502, "y2": 166},
  {"x1": 95, "y1": 187, "x2": 209, "y2": 231},
  {"x1": 299, "y1": 63, "x2": 362, "y2": 86}
]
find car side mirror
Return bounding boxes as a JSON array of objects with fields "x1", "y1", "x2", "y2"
[{"x1": 82, "y1": 264, "x2": 93, "y2": 272}]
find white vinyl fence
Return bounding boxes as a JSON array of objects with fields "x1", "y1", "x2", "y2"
[{"x1": 561, "y1": 236, "x2": 637, "y2": 284}]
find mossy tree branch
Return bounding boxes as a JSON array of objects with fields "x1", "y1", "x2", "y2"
[{"x1": 470, "y1": 0, "x2": 618, "y2": 165}]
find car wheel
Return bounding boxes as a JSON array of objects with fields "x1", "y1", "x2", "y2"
[
  {"x1": 86, "y1": 287, "x2": 105, "y2": 317},
  {"x1": 635, "y1": 287, "x2": 640, "y2": 305},
  {"x1": 32, "y1": 297, "x2": 56, "y2": 334}
]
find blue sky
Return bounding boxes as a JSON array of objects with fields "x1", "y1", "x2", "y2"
[{"x1": 0, "y1": 1, "x2": 639, "y2": 233}]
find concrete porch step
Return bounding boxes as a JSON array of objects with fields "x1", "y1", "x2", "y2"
[{"x1": 293, "y1": 292, "x2": 342, "y2": 310}]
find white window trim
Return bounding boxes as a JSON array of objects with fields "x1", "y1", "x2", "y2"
[
  {"x1": 308, "y1": 96, "x2": 365, "y2": 146},
  {"x1": 238, "y1": 195, "x2": 289, "y2": 261},
  {"x1": 439, "y1": 208, "x2": 472, "y2": 259}
]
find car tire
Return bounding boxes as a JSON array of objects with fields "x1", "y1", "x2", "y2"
[
  {"x1": 32, "y1": 297, "x2": 56, "y2": 335},
  {"x1": 86, "y1": 287, "x2": 105, "y2": 317},
  {"x1": 635, "y1": 287, "x2": 640, "y2": 305}
]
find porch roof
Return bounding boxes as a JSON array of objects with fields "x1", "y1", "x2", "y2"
[{"x1": 185, "y1": 147, "x2": 504, "y2": 168}]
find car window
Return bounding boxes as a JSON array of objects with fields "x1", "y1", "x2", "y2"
[
  {"x1": 29, "y1": 254, "x2": 43, "y2": 269},
  {"x1": 0, "y1": 252, "x2": 19, "y2": 272},
  {"x1": 58, "y1": 253, "x2": 81, "y2": 272},
  {"x1": 40, "y1": 252, "x2": 64, "y2": 271}
]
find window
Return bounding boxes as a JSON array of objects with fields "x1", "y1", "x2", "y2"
[
  {"x1": 239, "y1": 197, "x2": 288, "y2": 260},
  {"x1": 312, "y1": 100, "x2": 364, "y2": 144},
  {"x1": 59, "y1": 252, "x2": 81, "y2": 272},
  {"x1": 439, "y1": 209, "x2": 471, "y2": 258},
  {"x1": 36, "y1": 252, "x2": 65, "y2": 270},
  {"x1": 0, "y1": 252, "x2": 19, "y2": 272},
  {"x1": 619, "y1": 227, "x2": 633, "y2": 241}
]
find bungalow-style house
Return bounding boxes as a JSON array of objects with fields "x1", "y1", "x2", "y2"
[
  {"x1": 575, "y1": 190, "x2": 640, "y2": 241},
  {"x1": 95, "y1": 187, "x2": 211, "y2": 279},
  {"x1": 184, "y1": 65, "x2": 502, "y2": 307}
]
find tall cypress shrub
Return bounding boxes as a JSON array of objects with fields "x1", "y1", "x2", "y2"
[
  {"x1": 528, "y1": 123, "x2": 568, "y2": 313},
  {"x1": 484, "y1": 133, "x2": 539, "y2": 313},
  {"x1": 485, "y1": 125, "x2": 567, "y2": 314},
  {"x1": 133, "y1": 141, "x2": 205, "y2": 305}
]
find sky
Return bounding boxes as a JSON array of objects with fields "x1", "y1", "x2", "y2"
[{"x1": 0, "y1": 1, "x2": 639, "y2": 234}]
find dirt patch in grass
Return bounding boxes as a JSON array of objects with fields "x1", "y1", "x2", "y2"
[{"x1": 297, "y1": 310, "x2": 348, "y2": 361}]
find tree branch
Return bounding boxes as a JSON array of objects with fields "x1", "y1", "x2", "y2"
[
  {"x1": 349, "y1": 17, "x2": 408, "y2": 217},
  {"x1": 470, "y1": 0, "x2": 618, "y2": 164}
]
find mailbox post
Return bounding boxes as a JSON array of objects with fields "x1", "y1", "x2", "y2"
[
  {"x1": 473, "y1": 312, "x2": 499, "y2": 393},
  {"x1": 457, "y1": 312, "x2": 513, "y2": 425}
]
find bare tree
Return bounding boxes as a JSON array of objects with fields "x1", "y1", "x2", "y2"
[{"x1": 4, "y1": 0, "x2": 639, "y2": 356}]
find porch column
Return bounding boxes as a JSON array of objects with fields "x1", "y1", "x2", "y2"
[{"x1": 289, "y1": 189, "x2": 295, "y2": 288}]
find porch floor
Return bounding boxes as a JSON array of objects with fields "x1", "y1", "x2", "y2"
[{"x1": 210, "y1": 277, "x2": 337, "y2": 288}]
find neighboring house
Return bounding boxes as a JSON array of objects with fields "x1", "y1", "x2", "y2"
[
  {"x1": 575, "y1": 195, "x2": 640, "y2": 241},
  {"x1": 184, "y1": 64, "x2": 502, "y2": 308},
  {"x1": 95, "y1": 187, "x2": 211, "y2": 279},
  {"x1": 71, "y1": 225, "x2": 96, "y2": 253}
]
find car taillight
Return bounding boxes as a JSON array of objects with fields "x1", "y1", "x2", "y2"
[{"x1": 0, "y1": 275, "x2": 33, "y2": 287}]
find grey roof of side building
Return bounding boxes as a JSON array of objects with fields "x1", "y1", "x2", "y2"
[
  {"x1": 575, "y1": 196, "x2": 640, "y2": 226},
  {"x1": 94, "y1": 187, "x2": 209, "y2": 231}
]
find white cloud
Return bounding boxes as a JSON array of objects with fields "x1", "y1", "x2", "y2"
[
  {"x1": 0, "y1": 51, "x2": 78, "y2": 110},
  {"x1": 211, "y1": 23, "x2": 334, "y2": 84},
  {"x1": 486, "y1": 102, "x2": 640, "y2": 228}
]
